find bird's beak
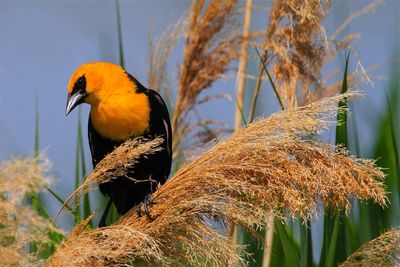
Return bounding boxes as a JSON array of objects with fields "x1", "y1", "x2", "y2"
[{"x1": 65, "y1": 92, "x2": 85, "y2": 116}]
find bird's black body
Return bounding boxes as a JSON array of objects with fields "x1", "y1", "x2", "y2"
[{"x1": 88, "y1": 76, "x2": 172, "y2": 215}]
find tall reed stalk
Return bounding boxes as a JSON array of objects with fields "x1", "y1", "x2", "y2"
[
  {"x1": 171, "y1": 0, "x2": 241, "y2": 158},
  {"x1": 230, "y1": 0, "x2": 253, "y2": 250}
]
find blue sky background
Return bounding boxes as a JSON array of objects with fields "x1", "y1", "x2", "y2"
[{"x1": 0, "y1": 1, "x2": 398, "y2": 230}]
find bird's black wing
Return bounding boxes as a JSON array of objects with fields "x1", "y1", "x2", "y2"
[
  {"x1": 145, "y1": 88, "x2": 173, "y2": 183},
  {"x1": 126, "y1": 72, "x2": 172, "y2": 183}
]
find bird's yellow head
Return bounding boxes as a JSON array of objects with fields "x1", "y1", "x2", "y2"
[
  {"x1": 65, "y1": 62, "x2": 136, "y2": 115},
  {"x1": 66, "y1": 62, "x2": 151, "y2": 141}
]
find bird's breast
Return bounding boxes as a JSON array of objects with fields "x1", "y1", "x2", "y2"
[{"x1": 89, "y1": 93, "x2": 151, "y2": 141}]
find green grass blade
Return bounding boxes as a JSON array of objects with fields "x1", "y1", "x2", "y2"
[
  {"x1": 235, "y1": 97, "x2": 247, "y2": 126},
  {"x1": 29, "y1": 96, "x2": 67, "y2": 256},
  {"x1": 254, "y1": 46, "x2": 285, "y2": 110},
  {"x1": 248, "y1": 50, "x2": 266, "y2": 123},
  {"x1": 269, "y1": 228, "x2": 286, "y2": 267},
  {"x1": 34, "y1": 91, "x2": 40, "y2": 159},
  {"x1": 28, "y1": 171, "x2": 67, "y2": 256},
  {"x1": 384, "y1": 93, "x2": 400, "y2": 205},
  {"x1": 300, "y1": 221, "x2": 313, "y2": 267},
  {"x1": 77, "y1": 108, "x2": 92, "y2": 221},
  {"x1": 349, "y1": 102, "x2": 361, "y2": 156},
  {"x1": 74, "y1": 109, "x2": 82, "y2": 223},
  {"x1": 29, "y1": 94, "x2": 46, "y2": 253},
  {"x1": 349, "y1": 63, "x2": 400, "y2": 248},
  {"x1": 274, "y1": 221, "x2": 300, "y2": 267},
  {"x1": 241, "y1": 226, "x2": 265, "y2": 267},
  {"x1": 371, "y1": 122, "x2": 398, "y2": 225},
  {"x1": 320, "y1": 52, "x2": 351, "y2": 267},
  {"x1": 74, "y1": 107, "x2": 92, "y2": 226},
  {"x1": 344, "y1": 216, "x2": 358, "y2": 254},
  {"x1": 358, "y1": 202, "x2": 372, "y2": 244},
  {"x1": 45, "y1": 186, "x2": 82, "y2": 222},
  {"x1": 334, "y1": 53, "x2": 352, "y2": 264},
  {"x1": 348, "y1": 101, "x2": 368, "y2": 253},
  {"x1": 324, "y1": 215, "x2": 340, "y2": 267},
  {"x1": 28, "y1": 187, "x2": 66, "y2": 258},
  {"x1": 28, "y1": 192, "x2": 51, "y2": 221},
  {"x1": 31, "y1": 93, "x2": 43, "y2": 215},
  {"x1": 115, "y1": 0, "x2": 125, "y2": 68},
  {"x1": 369, "y1": 60, "x2": 400, "y2": 231},
  {"x1": 108, "y1": 204, "x2": 120, "y2": 225},
  {"x1": 38, "y1": 230, "x2": 65, "y2": 258},
  {"x1": 335, "y1": 52, "x2": 350, "y2": 146}
]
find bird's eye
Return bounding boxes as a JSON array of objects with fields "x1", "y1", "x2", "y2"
[
  {"x1": 73, "y1": 75, "x2": 86, "y2": 93},
  {"x1": 76, "y1": 76, "x2": 85, "y2": 88}
]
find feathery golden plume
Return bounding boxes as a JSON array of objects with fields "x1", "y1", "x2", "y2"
[
  {"x1": 259, "y1": 2, "x2": 330, "y2": 259},
  {"x1": 340, "y1": 229, "x2": 400, "y2": 267},
  {"x1": 172, "y1": 0, "x2": 241, "y2": 156},
  {"x1": 262, "y1": 0, "x2": 384, "y2": 107},
  {"x1": 258, "y1": 2, "x2": 385, "y2": 265},
  {"x1": 59, "y1": 138, "x2": 164, "y2": 213},
  {"x1": 264, "y1": 0, "x2": 330, "y2": 108},
  {"x1": 0, "y1": 156, "x2": 62, "y2": 266},
  {"x1": 47, "y1": 92, "x2": 386, "y2": 266},
  {"x1": 147, "y1": 13, "x2": 187, "y2": 97}
]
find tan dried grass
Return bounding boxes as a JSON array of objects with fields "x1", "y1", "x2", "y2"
[
  {"x1": 47, "y1": 92, "x2": 386, "y2": 267},
  {"x1": 59, "y1": 138, "x2": 164, "y2": 212},
  {"x1": 0, "y1": 156, "x2": 52, "y2": 205},
  {"x1": 147, "y1": 13, "x2": 187, "y2": 97},
  {"x1": 262, "y1": 0, "x2": 384, "y2": 108},
  {"x1": 172, "y1": 0, "x2": 242, "y2": 155},
  {"x1": 264, "y1": 0, "x2": 329, "y2": 108},
  {"x1": 0, "y1": 156, "x2": 62, "y2": 267},
  {"x1": 340, "y1": 229, "x2": 400, "y2": 267}
]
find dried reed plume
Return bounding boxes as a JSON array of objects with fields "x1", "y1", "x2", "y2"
[
  {"x1": 172, "y1": 0, "x2": 241, "y2": 155},
  {"x1": 0, "y1": 156, "x2": 62, "y2": 266},
  {"x1": 60, "y1": 138, "x2": 164, "y2": 211},
  {"x1": 340, "y1": 229, "x2": 400, "y2": 267},
  {"x1": 264, "y1": 0, "x2": 330, "y2": 108},
  {"x1": 147, "y1": 13, "x2": 187, "y2": 98},
  {"x1": 262, "y1": 0, "x2": 384, "y2": 107},
  {"x1": 47, "y1": 92, "x2": 386, "y2": 266}
]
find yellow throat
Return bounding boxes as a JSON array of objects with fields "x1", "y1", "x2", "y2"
[{"x1": 89, "y1": 90, "x2": 150, "y2": 141}]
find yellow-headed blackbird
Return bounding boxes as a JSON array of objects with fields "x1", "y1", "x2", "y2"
[{"x1": 65, "y1": 62, "x2": 172, "y2": 226}]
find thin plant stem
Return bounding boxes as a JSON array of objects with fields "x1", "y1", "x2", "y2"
[
  {"x1": 248, "y1": 52, "x2": 266, "y2": 123},
  {"x1": 234, "y1": 0, "x2": 252, "y2": 130},
  {"x1": 255, "y1": 46, "x2": 285, "y2": 110},
  {"x1": 262, "y1": 213, "x2": 275, "y2": 267},
  {"x1": 229, "y1": 0, "x2": 252, "y2": 254},
  {"x1": 115, "y1": 0, "x2": 125, "y2": 68}
]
